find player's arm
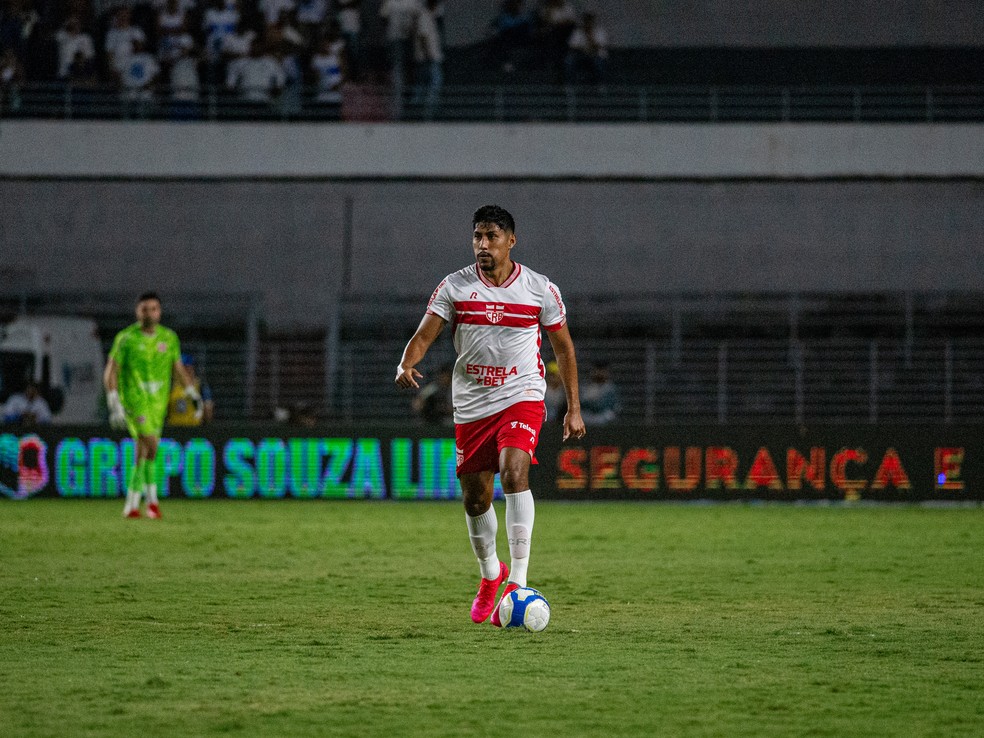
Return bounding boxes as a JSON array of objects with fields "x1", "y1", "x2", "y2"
[
  {"x1": 547, "y1": 324, "x2": 586, "y2": 441},
  {"x1": 396, "y1": 313, "x2": 447, "y2": 389},
  {"x1": 103, "y1": 356, "x2": 127, "y2": 428}
]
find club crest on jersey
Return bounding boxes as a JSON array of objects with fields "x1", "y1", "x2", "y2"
[{"x1": 486, "y1": 304, "x2": 505, "y2": 323}]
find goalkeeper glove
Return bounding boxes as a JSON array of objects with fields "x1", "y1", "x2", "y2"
[
  {"x1": 185, "y1": 385, "x2": 204, "y2": 422},
  {"x1": 107, "y1": 390, "x2": 127, "y2": 430}
]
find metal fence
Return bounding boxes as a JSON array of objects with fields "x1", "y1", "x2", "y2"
[
  {"x1": 3, "y1": 83, "x2": 984, "y2": 123},
  {"x1": 181, "y1": 333, "x2": 984, "y2": 426}
]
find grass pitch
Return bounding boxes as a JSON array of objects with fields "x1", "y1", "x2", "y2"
[{"x1": 2, "y1": 500, "x2": 983, "y2": 737}]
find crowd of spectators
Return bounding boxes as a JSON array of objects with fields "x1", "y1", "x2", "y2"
[{"x1": 0, "y1": 0, "x2": 609, "y2": 115}]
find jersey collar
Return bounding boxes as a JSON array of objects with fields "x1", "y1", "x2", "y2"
[{"x1": 475, "y1": 261, "x2": 522, "y2": 289}]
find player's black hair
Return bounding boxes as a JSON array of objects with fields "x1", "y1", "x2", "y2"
[
  {"x1": 473, "y1": 205, "x2": 515, "y2": 234},
  {"x1": 137, "y1": 291, "x2": 161, "y2": 304}
]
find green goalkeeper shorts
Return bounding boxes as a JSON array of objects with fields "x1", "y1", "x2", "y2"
[{"x1": 124, "y1": 401, "x2": 167, "y2": 438}]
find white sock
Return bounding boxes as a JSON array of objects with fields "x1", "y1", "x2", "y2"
[
  {"x1": 123, "y1": 489, "x2": 141, "y2": 514},
  {"x1": 466, "y1": 506, "x2": 500, "y2": 580},
  {"x1": 146, "y1": 483, "x2": 158, "y2": 506},
  {"x1": 505, "y1": 490, "x2": 535, "y2": 587}
]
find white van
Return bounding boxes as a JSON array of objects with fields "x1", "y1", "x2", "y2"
[{"x1": 0, "y1": 316, "x2": 106, "y2": 424}]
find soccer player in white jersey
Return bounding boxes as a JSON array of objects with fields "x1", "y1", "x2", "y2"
[{"x1": 396, "y1": 204, "x2": 586, "y2": 626}]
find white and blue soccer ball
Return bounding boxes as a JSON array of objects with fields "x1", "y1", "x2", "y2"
[{"x1": 498, "y1": 587, "x2": 551, "y2": 632}]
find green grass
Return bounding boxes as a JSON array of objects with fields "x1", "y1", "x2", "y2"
[{"x1": 2, "y1": 501, "x2": 984, "y2": 737}]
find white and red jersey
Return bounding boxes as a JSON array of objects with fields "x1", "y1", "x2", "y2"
[{"x1": 426, "y1": 261, "x2": 567, "y2": 423}]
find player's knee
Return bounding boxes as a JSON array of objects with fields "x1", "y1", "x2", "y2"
[{"x1": 500, "y1": 466, "x2": 528, "y2": 494}]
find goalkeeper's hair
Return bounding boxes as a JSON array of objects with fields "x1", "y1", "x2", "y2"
[
  {"x1": 473, "y1": 205, "x2": 515, "y2": 234},
  {"x1": 136, "y1": 291, "x2": 161, "y2": 304}
]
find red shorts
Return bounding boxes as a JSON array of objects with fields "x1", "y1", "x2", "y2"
[{"x1": 455, "y1": 401, "x2": 546, "y2": 477}]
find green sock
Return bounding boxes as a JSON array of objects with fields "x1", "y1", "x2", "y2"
[
  {"x1": 125, "y1": 459, "x2": 145, "y2": 511},
  {"x1": 145, "y1": 457, "x2": 158, "y2": 505}
]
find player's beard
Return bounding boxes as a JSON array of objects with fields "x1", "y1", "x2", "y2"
[{"x1": 477, "y1": 253, "x2": 495, "y2": 273}]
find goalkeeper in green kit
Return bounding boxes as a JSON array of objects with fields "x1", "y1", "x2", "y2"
[{"x1": 104, "y1": 292, "x2": 201, "y2": 518}]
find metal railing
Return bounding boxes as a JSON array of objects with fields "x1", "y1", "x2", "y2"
[{"x1": 3, "y1": 82, "x2": 983, "y2": 123}]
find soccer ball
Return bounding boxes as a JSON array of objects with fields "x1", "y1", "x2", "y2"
[{"x1": 497, "y1": 587, "x2": 550, "y2": 632}]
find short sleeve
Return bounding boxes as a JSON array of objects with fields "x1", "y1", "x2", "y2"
[
  {"x1": 108, "y1": 331, "x2": 127, "y2": 362},
  {"x1": 425, "y1": 277, "x2": 454, "y2": 322},
  {"x1": 540, "y1": 280, "x2": 567, "y2": 332}
]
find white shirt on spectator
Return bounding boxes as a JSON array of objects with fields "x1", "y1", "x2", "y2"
[
  {"x1": 158, "y1": 31, "x2": 195, "y2": 64},
  {"x1": 226, "y1": 55, "x2": 285, "y2": 102},
  {"x1": 170, "y1": 55, "x2": 200, "y2": 100},
  {"x1": 568, "y1": 25, "x2": 608, "y2": 58},
  {"x1": 115, "y1": 51, "x2": 160, "y2": 97},
  {"x1": 379, "y1": 0, "x2": 422, "y2": 41},
  {"x1": 337, "y1": 0, "x2": 361, "y2": 35},
  {"x1": 56, "y1": 29, "x2": 95, "y2": 78},
  {"x1": 311, "y1": 40, "x2": 344, "y2": 101},
  {"x1": 259, "y1": 0, "x2": 295, "y2": 25},
  {"x1": 203, "y1": 5, "x2": 240, "y2": 59},
  {"x1": 2, "y1": 394, "x2": 52, "y2": 423},
  {"x1": 221, "y1": 29, "x2": 256, "y2": 58},
  {"x1": 105, "y1": 24, "x2": 146, "y2": 63}
]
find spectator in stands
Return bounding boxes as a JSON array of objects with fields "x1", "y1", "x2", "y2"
[
  {"x1": 167, "y1": 354, "x2": 214, "y2": 425},
  {"x1": 294, "y1": 0, "x2": 327, "y2": 44},
  {"x1": 379, "y1": 0, "x2": 421, "y2": 95},
  {"x1": 104, "y1": 6, "x2": 146, "y2": 71},
  {"x1": 0, "y1": 0, "x2": 39, "y2": 65},
  {"x1": 335, "y1": 0, "x2": 361, "y2": 79},
  {"x1": 580, "y1": 360, "x2": 620, "y2": 425},
  {"x1": 564, "y1": 11, "x2": 608, "y2": 86},
  {"x1": 412, "y1": 362, "x2": 453, "y2": 426},
  {"x1": 492, "y1": 0, "x2": 533, "y2": 73},
  {"x1": 157, "y1": 16, "x2": 195, "y2": 69},
  {"x1": 220, "y1": 17, "x2": 257, "y2": 63},
  {"x1": 202, "y1": 0, "x2": 240, "y2": 81},
  {"x1": 412, "y1": 0, "x2": 442, "y2": 118},
  {"x1": 55, "y1": 15, "x2": 94, "y2": 80},
  {"x1": 543, "y1": 360, "x2": 566, "y2": 423},
  {"x1": 259, "y1": 0, "x2": 294, "y2": 27},
  {"x1": 226, "y1": 38, "x2": 284, "y2": 105},
  {"x1": 309, "y1": 21, "x2": 345, "y2": 111},
  {"x1": 536, "y1": 0, "x2": 576, "y2": 82},
  {"x1": 2, "y1": 381, "x2": 52, "y2": 425},
  {"x1": 0, "y1": 46, "x2": 24, "y2": 110},
  {"x1": 167, "y1": 37, "x2": 200, "y2": 116},
  {"x1": 113, "y1": 37, "x2": 160, "y2": 105},
  {"x1": 66, "y1": 45, "x2": 97, "y2": 86},
  {"x1": 156, "y1": 0, "x2": 188, "y2": 36}
]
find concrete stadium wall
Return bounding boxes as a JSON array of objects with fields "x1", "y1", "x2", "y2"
[{"x1": 4, "y1": 177, "x2": 984, "y2": 328}]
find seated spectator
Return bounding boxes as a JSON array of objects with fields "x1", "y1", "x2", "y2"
[
  {"x1": 335, "y1": 0, "x2": 362, "y2": 78},
  {"x1": 226, "y1": 39, "x2": 284, "y2": 104},
  {"x1": 202, "y1": 0, "x2": 240, "y2": 79},
  {"x1": 113, "y1": 37, "x2": 160, "y2": 103},
  {"x1": 492, "y1": 0, "x2": 533, "y2": 73},
  {"x1": 2, "y1": 382, "x2": 52, "y2": 425},
  {"x1": 580, "y1": 360, "x2": 620, "y2": 425},
  {"x1": 536, "y1": 0, "x2": 576, "y2": 82},
  {"x1": 66, "y1": 46, "x2": 97, "y2": 86},
  {"x1": 156, "y1": 0, "x2": 187, "y2": 35},
  {"x1": 412, "y1": 362, "x2": 453, "y2": 426},
  {"x1": 55, "y1": 15, "x2": 95, "y2": 80},
  {"x1": 157, "y1": 18, "x2": 195, "y2": 68},
  {"x1": 411, "y1": 0, "x2": 442, "y2": 118},
  {"x1": 104, "y1": 6, "x2": 146, "y2": 70},
  {"x1": 168, "y1": 40, "x2": 200, "y2": 116},
  {"x1": 0, "y1": 47, "x2": 24, "y2": 110},
  {"x1": 564, "y1": 11, "x2": 608, "y2": 86},
  {"x1": 543, "y1": 360, "x2": 567, "y2": 423},
  {"x1": 259, "y1": 0, "x2": 295, "y2": 27},
  {"x1": 0, "y1": 0, "x2": 39, "y2": 63},
  {"x1": 294, "y1": 0, "x2": 327, "y2": 42},
  {"x1": 309, "y1": 23, "x2": 346, "y2": 106},
  {"x1": 379, "y1": 0, "x2": 422, "y2": 93},
  {"x1": 167, "y1": 354, "x2": 214, "y2": 425}
]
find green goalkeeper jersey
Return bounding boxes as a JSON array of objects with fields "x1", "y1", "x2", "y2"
[{"x1": 109, "y1": 323, "x2": 182, "y2": 420}]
